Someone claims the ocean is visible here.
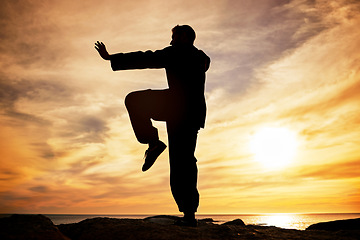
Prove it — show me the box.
[31,213,360,230]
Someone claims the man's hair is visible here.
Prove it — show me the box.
[172,25,196,44]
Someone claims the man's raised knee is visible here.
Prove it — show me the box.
[125,92,137,108]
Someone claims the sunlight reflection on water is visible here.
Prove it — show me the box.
[258,214,298,229]
[200,213,360,230]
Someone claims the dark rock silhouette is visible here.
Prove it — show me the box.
[0,214,69,240]
[1,214,360,240]
[306,218,360,231]
[222,218,245,226]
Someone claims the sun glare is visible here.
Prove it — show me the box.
[250,127,298,169]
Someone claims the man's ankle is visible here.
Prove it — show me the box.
[184,212,195,220]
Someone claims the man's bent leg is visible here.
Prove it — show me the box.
[125,89,170,171]
[125,89,169,144]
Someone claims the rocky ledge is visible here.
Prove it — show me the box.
[0,214,359,240]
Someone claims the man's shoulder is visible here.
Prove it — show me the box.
[163,45,206,54]
[156,46,172,52]
[159,45,209,62]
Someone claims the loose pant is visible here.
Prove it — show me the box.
[125,89,200,213]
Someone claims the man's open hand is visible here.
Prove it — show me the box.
[95,41,110,60]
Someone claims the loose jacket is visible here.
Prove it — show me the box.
[110,45,210,129]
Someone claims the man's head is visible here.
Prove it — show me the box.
[171,25,196,46]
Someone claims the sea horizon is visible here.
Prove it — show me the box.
[1,212,359,230]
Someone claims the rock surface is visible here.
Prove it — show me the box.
[0,214,69,240]
[221,218,245,226]
[306,218,360,231]
[1,214,360,240]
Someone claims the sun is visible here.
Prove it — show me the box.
[250,127,298,169]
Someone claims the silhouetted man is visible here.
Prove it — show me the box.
[95,25,210,226]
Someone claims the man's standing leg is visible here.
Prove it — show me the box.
[125,89,168,171]
[167,123,199,226]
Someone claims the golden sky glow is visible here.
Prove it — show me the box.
[1,0,360,214]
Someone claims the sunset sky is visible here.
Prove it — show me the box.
[1,0,360,215]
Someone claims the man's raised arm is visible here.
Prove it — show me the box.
[95,41,168,71]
